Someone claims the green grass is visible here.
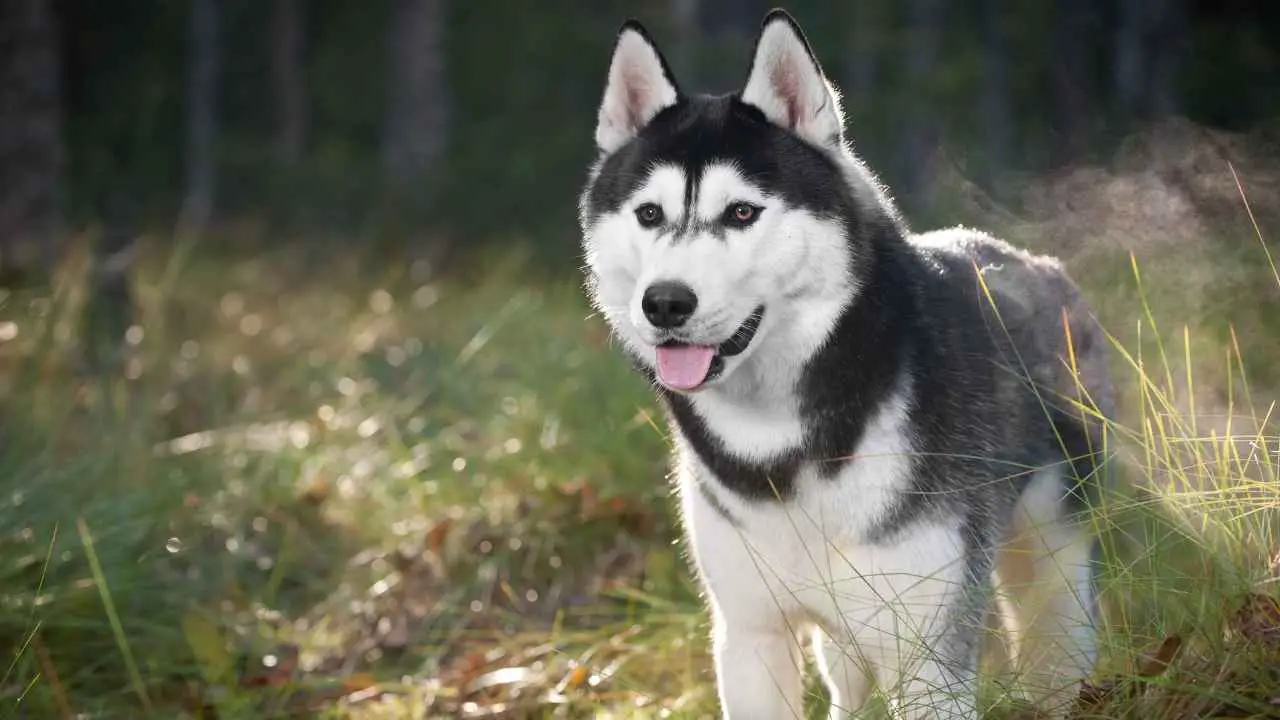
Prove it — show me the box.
[0,236,713,718]
[0,206,1277,719]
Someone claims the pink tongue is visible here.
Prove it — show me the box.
[655,345,716,390]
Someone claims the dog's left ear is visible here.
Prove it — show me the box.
[741,10,844,148]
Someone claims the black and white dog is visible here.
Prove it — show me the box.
[578,9,1114,719]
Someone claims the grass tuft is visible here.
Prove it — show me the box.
[77,516,153,713]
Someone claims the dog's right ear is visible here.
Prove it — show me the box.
[594,21,681,154]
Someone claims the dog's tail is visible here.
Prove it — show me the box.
[1051,405,1114,517]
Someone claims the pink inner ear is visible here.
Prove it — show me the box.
[769,61,802,130]
[625,81,647,127]
[621,67,654,129]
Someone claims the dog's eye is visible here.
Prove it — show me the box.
[723,203,761,228]
[635,203,664,228]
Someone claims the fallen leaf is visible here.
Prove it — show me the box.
[342,685,385,704]
[343,672,379,694]
[426,518,454,552]
[1229,593,1280,645]
[300,473,331,505]
[565,664,589,690]
[1076,679,1118,711]
[452,650,491,690]
[1137,635,1183,677]
[32,633,75,720]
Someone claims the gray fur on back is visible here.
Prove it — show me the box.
[912,227,1116,499]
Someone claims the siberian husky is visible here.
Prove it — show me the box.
[577,9,1115,719]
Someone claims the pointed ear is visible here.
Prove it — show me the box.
[741,10,844,147]
[594,21,681,154]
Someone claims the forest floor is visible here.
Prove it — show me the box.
[3,139,1280,718]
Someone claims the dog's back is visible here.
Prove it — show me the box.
[912,228,1115,492]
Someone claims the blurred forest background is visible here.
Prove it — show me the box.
[3,1,1280,718]
[3,0,1278,272]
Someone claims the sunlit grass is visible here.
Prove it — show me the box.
[1,234,697,716]
[0,190,1277,718]
[1047,172,1280,719]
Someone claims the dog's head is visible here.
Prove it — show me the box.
[579,10,891,395]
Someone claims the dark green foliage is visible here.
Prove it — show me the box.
[47,1,1280,261]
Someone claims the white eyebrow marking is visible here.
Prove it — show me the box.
[697,163,768,222]
[632,164,689,224]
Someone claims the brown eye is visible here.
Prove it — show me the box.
[724,202,761,228]
[635,203,664,228]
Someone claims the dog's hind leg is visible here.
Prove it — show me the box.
[993,468,1098,713]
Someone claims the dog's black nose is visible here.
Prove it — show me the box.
[641,281,698,328]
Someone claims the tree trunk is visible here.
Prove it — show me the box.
[847,2,880,106]
[696,0,762,91]
[698,0,765,42]
[1114,0,1146,122]
[900,0,943,216]
[1115,0,1186,124]
[1148,0,1186,118]
[81,190,138,373]
[271,0,307,166]
[0,0,62,276]
[668,0,699,87]
[180,0,219,236]
[1052,0,1096,166]
[977,0,1012,194]
[383,0,447,196]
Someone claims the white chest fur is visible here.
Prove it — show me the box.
[678,386,949,626]
[675,383,976,717]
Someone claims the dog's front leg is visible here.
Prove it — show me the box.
[699,535,806,718]
[711,609,806,719]
[679,464,807,718]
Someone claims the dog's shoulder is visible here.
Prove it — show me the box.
[908,226,1066,285]
[907,225,1115,418]
[906,226,1076,321]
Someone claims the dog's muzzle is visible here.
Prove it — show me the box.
[654,306,766,389]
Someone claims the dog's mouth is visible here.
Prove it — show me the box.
[653,306,765,391]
